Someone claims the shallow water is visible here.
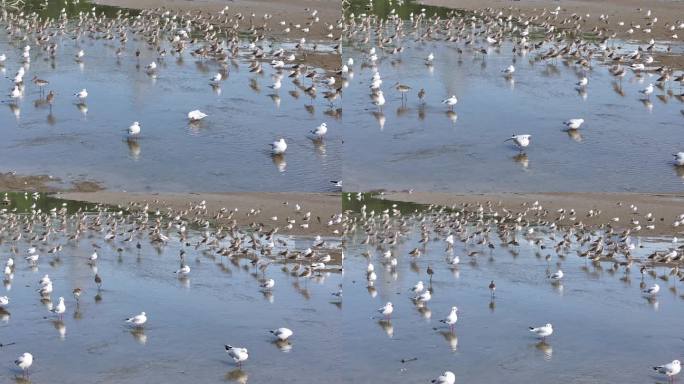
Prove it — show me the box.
[0,5,341,192]
[342,1,684,192]
[342,204,684,383]
[0,195,343,383]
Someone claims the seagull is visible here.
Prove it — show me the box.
[410,281,424,293]
[74,88,88,100]
[439,306,458,330]
[270,327,293,341]
[125,312,147,328]
[128,121,141,136]
[210,73,222,83]
[502,64,515,75]
[431,371,455,384]
[413,289,432,302]
[674,152,684,166]
[14,352,33,378]
[642,283,660,295]
[576,77,588,87]
[639,83,654,98]
[441,95,458,110]
[260,278,275,290]
[563,118,585,129]
[505,134,531,149]
[378,302,393,318]
[271,138,287,155]
[89,251,98,263]
[653,360,681,382]
[310,122,327,137]
[50,296,66,320]
[225,345,249,366]
[0,296,8,307]
[529,323,553,341]
[174,264,191,275]
[187,110,207,121]
[548,269,564,280]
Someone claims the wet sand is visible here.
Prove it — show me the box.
[381,191,684,236]
[58,191,343,240]
[420,0,684,68]
[0,172,104,193]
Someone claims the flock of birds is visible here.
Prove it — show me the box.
[0,0,342,176]
[342,192,684,383]
[1,192,344,379]
[340,2,684,166]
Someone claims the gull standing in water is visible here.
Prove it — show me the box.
[653,360,681,382]
[74,88,88,100]
[642,283,660,295]
[310,122,327,138]
[378,302,393,319]
[14,352,33,378]
[439,306,458,331]
[50,296,66,320]
[563,118,584,129]
[505,134,531,150]
[125,312,147,328]
[187,110,207,121]
[639,83,654,99]
[431,371,455,384]
[548,269,563,280]
[128,121,141,136]
[270,327,293,341]
[271,138,287,155]
[225,345,249,366]
[529,323,553,341]
[441,95,458,110]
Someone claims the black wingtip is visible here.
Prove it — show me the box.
[528,326,534,330]
[225,345,232,350]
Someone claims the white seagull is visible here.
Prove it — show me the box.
[653,360,681,381]
[439,306,458,329]
[270,327,293,341]
[673,152,684,166]
[431,371,455,384]
[310,122,328,137]
[441,95,458,109]
[225,345,249,366]
[563,118,585,129]
[50,296,66,319]
[378,302,393,318]
[529,323,553,340]
[271,138,287,155]
[642,283,660,295]
[188,110,207,121]
[174,264,191,275]
[75,88,88,100]
[14,352,33,378]
[125,311,147,327]
[128,121,141,136]
[260,278,275,290]
[505,134,531,149]
[549,269,564,280]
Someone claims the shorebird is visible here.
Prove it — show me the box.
[225,345,249,366]
[441,95,458,110]
[50,296,66,320]
[74,89,88,100]
[639,83,654,99]
[14,352,33,378]
[563,118,585,129]
[378,302,393,318]
[642,283,660,295]
[187,110,207,121]
[271,138,287,154]
[128,121,141,136]
[502,64,515,75]
[372,90,386,110]
[394,82,411,102]
[174,264,191,275]
[125,312,147,328]
[489,280,496,298]
[674,152,684,166]
[418,88,426,104]
[505,134,531,150]
[310,122,327,137]
[410,281,424,293]
[653,360,681,383]
[439,306,458,330]
[413,289,432,302]
[270,327,293,341]
[260,278,275,290]
[0,296,8,307]
[431,371,455,384]
[72,288,82,303]
[32,76,49,95]
[548,269,564,280]
[576,77,588,87]
[529,323,553,341]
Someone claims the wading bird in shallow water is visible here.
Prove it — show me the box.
[225,345,249,367]
[653,360,680,383]
[529,323,553,342]
[14,352,33,379]
[431,371,455,384]
[505,134,531,150]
